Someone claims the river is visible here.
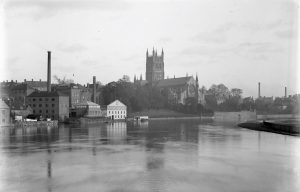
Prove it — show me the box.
[0,119,299,192]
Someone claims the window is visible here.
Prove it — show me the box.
[46,110,48,113]
[52,98,55,101]
[33,104,36,107]
[45,104,48,107]
[52,110,55,114]
[39,98,42,101]
[33,110,35,113]
[39,104,42,107]
[39,110,42,113]
[33,98,36,101]
[45,98,49,101]
[52,104,55,107]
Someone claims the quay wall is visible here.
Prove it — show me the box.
[14,121,58,128]
[214,111,257,123]
[257,114,300,120]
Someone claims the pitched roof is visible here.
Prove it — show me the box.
[156,76,193,88]
[74,101,100,106]
[108,100,126,107]
[0,100,9,109]
[11,83,34,90]
[25,81,47,88]
[27,91,68,97]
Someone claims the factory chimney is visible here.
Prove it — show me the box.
[47,51,51,92]
[258,82,261,98]
[93,76,96,103]
[285,87,287,98]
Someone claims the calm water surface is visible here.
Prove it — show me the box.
[0,119,299,192]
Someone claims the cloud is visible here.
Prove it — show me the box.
[191,23,236,44]
[274,30,296,39]
[5,0,131,10]
[4,0,132,20]
[57,43,87,53]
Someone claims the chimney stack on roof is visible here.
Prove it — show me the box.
[47,51,51,92]
[285,87,287,98]
[258,82,261,98]
[93,76,96,103]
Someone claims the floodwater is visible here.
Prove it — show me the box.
[0,119,299,192]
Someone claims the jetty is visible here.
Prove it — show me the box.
[238,120,300,136]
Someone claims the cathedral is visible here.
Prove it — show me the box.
[134,48,204,105]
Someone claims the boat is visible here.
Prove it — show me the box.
[134,116,149,122]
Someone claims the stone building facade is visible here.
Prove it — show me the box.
[146,48,164,84]
[107,100,127,120]
[0,100,10,126]
[53,83,91,109]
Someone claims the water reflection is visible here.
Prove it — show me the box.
[0,119,299,192]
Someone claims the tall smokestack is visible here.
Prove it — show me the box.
[285,87,287,98]
[258,82,261,98]
[47,51,51,92]
[93,76,96,103]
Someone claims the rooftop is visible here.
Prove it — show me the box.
[27,91,68,97]
[156,76,193,88]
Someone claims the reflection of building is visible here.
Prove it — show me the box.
[0,100,10,126]
[106,122,127,144]
[72,101,102,117]
[26,91,69,121]
[107,100,127,120]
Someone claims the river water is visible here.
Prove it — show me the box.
[0,119,299,192]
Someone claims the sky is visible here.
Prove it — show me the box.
[0,0,299,97]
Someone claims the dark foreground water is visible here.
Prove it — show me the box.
[0,119,299,192]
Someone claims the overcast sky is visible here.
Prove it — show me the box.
[0,0,299,97]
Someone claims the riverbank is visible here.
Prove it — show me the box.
[128,109,212,118]
[238,120,300,136]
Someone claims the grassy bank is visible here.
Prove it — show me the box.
[128,109,204,118]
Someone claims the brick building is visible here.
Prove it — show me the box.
[53,83,91,108]
[26,91,69,121]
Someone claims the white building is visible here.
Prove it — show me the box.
[0,100,10,126]
[107,100,127,120]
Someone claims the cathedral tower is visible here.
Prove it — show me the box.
[146,47,164,83]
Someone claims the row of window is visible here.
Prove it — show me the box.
[107,110,126,115]
[110,115,126,119]
[29,98,55,102]
[33,109,55,114]
[29,104,55,108]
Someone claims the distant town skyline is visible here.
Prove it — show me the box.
[1,0,299,97]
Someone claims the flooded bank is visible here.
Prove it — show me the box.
[0,119,299,192]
